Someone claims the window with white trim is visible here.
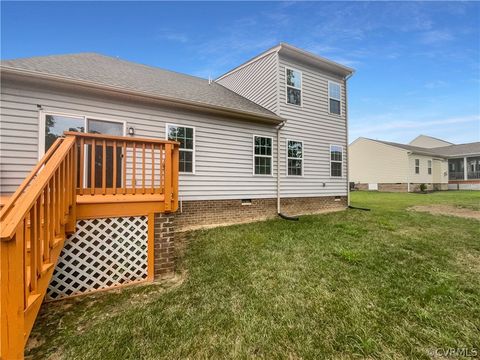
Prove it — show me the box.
[287,140,303,176]
[328,81,341,115]
[415,159,420,174]
[167,124,194,173]
[286,68,302,106]
[254,136,272,175]
[428,160,432,175]
[330,145,343,177]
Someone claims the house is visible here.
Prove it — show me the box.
[0,43,354,357]
[349,135,480,191]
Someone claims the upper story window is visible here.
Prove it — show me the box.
[330,145,343,177]
[428,160,432,175]
[286,68,302,106]
[415,159,420,174]
[287,140,303,176]
[167,124,194,173]
[328,81,341,115]
[254,136,272,175]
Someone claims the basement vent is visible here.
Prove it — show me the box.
[46,216,148,301]
[241,199,252,206]
[334,196,341,201]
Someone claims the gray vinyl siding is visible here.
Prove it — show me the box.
[1,53,349,200]
[216,52,278,113]
[277,55,348,197]
[0,78,277,200]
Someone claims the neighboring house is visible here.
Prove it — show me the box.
[349,135,480,191]
[0,43,354,231]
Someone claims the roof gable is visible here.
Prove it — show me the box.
[409,135,453,148]
[216,42,354,81]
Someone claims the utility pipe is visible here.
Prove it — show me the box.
[276,120,286,214]
[344,72,354,206]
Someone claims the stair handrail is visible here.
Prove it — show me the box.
[0,135,77,241]
[0,137,63,220]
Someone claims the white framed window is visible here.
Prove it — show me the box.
[253,135,273,175]
[328,81,341,115]
[286,67,302,106]
[166,124,195,174]
[428,160,432,175]
[287,139,303,176]
[415,159,420,174]
[330,145,343,177]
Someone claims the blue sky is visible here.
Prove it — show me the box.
[2,1,479,144]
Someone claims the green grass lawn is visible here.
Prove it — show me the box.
[27,191,480,359]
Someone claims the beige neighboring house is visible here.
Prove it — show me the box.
[349,135,480,192]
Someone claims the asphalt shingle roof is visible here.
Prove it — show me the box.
[428,142,480,157]
[1,53,282,121]
[369,139,480,158]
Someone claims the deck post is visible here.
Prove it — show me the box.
[0,224,26,360]
[164,144,172,212]
[171,145,179,212]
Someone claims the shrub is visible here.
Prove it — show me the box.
[419,183,427,192]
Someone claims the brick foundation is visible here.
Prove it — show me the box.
[354,183,448,192]
[175,196,347,232]
[153,213,176,279]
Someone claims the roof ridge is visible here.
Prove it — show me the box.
[0,52,101,62]
[92,53,214,83]
[2,52,213,83]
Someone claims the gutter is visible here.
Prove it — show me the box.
[0,66,285,125]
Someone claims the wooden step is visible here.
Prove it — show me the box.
[41,263,54,276]
[25,234,65,253]
[50,236,64,249]
[26,293,41,309]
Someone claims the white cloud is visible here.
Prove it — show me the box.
[419,30,454,45]
[155,30,189,43]
[424,80,448,89]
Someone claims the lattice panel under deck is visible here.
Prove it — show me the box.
[46,216,148,301]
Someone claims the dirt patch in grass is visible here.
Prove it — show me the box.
[409,205,480,220]
[456,251,480,274]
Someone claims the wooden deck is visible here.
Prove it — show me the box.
[0,132,179,359]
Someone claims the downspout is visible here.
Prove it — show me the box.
[406,151,411,192]
[276,120,299,221]
[344,72,354,206]
[276,120,287,214]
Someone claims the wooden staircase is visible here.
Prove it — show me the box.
[0,136,77,359]
[0,132,179,359]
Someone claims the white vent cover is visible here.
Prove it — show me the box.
[46,216,148,301]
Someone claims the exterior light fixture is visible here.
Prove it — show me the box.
[128,127,135,136]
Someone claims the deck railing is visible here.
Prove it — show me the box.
[68,132,179,209]
[0,132,179,359]
[448,171,465,180]
[467,171,480,180]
